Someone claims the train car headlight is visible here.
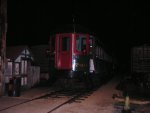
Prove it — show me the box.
[89,59,95,73]
[72,59,76,71]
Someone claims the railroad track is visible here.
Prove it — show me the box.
[0,88,94,112]
[46,88,93,113]
[0,89,64,112]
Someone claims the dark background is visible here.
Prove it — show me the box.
[7,0,150,72]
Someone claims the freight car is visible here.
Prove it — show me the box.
[47,24,115,88]
[131,44,150,89]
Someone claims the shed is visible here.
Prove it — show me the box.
[5,45,40,89]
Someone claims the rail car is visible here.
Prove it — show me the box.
[47,25,115,88]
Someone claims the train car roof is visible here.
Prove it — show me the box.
[50,24,94,35]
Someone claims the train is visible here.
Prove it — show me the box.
[131,44,150,89]
[116,44,150,96]
[47,24,116,88]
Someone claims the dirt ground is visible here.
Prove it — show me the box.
[52,77,122,113]
[1,75,149,113]
[51,76,150,113]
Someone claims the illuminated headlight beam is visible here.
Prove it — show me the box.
[72,59,76,71]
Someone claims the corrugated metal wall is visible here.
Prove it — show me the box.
[131,45,150,73]
[0,0,7,95]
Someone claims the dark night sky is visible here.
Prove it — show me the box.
[7,0,150,70]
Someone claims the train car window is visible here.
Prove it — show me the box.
[62,37,70,51]
[76,36,86,52]
[90,38,93,48]
[89,37,94,54]
[76,38,80,51]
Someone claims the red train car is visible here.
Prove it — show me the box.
[49,32,91,78]
[47,25,115,88]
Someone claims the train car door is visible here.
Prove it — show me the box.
[56,34,72,69]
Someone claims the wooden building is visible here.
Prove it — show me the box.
[5,46,40,89]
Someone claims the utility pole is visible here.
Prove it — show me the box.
[72,14,76,33]
[0,0,7,96]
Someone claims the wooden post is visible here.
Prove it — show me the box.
[0,0,7,96]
